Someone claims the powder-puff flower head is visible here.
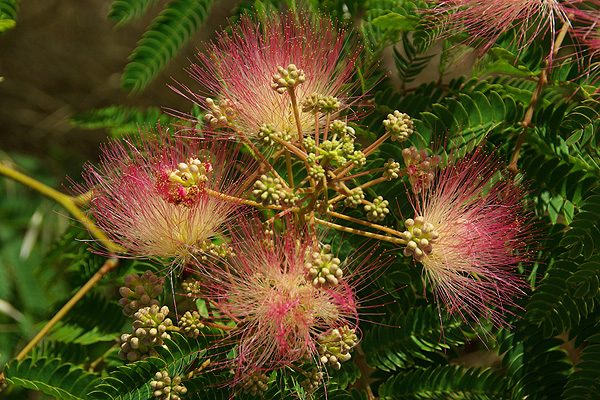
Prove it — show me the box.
[400,147,533,329]
[425,0,600,59]
[175,12,364,137]
[193,219,365,383]
[77,127,250,266]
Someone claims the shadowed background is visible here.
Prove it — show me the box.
[0,0,240,179]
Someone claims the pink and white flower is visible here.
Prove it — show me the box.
[425,0,600,58]
[76,127,250,265]
[193,220,364,378]
[401,147,533,328]
[175,12,365,137]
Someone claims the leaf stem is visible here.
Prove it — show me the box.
[362,132,391,157]
[0,257,120,385]
[288,87,306,152]
[203,188,282,210]
[327,210,404,238]
[0,162,121,254]
[314,217,407,245]
[507,20,571,174]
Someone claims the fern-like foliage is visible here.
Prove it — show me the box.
[525,258,599,338]
[378,365,510,399]
[90,331,213,400]
[360,0,422,57]
[70,105,171,136]
[42,321,118,346]
[392,30,434,88]
[121,0,215,93]
[519,152,597,225]
[362,305,467,371]
[4,357,103,400]
[499,323,572,400]
[560,191,600,259]
[0,0,18,33]
[108,0,158,27]
[561,104,600,149]
[563,321,600,400]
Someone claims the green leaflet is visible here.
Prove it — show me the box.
[362,305,467,372]
[525,258,598,338]
[560,193,600,259]
[0,0,19,34]
[120,0,215,93]
[371,12,418,31]
[393,34,435,85]
[499,324,572,400]
[4,357,103,400]
[108,0,159,27]
[70,105,171,136]
[89,332,213,400]
[563,323,600,400]
[379,365,510,399]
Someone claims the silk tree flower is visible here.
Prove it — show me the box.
[194,220,365,380]
[401,147,533,328]
[76,127,250,265]
[174,12,364,137]
[425,0,600,58]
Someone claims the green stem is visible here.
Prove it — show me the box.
[288,87,305,152]
[286,151,294,188]
[0,257,120,384]
[358,176,389,191]
[327,210,404,238]
[204,188,282,210]
[323,113,332,142]
[314,217,407,246]
[0,162,121,254]
[363,132,391,157]
[507,19,570,174]
[237,133,288,188]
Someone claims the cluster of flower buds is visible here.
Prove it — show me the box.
[344,187,365,208]
[195,238,234,260]
[402,216,439,261]
[314,199,334,215]
[156,158,212,206]
[150,370,187,400]
[383,110,414,142]
[300,367,323,392]
[204,97,235,127]
[252,174,287,206]
[402,146,442,193]
[119,305,174,361]
[257,123,291,148]
[301,93,341,114]
[304,244,343,288]
[317,326,358,370]
[382,159,401,180]
[240,372,270,396]
[304,120,365,169]
[308,162,326,180]
[179,310,204,338]
[330,120,354,137]
[182,280,202,296]
[272,64,306,93]
[118,271,164,316]
[364,196,390,222]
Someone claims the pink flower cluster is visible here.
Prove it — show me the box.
[175,12,364,136]
[76,9,541,394]
[76,128,249,265]
[426,0,600,59]
[402,147,533,328]
[191,220,362,379]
